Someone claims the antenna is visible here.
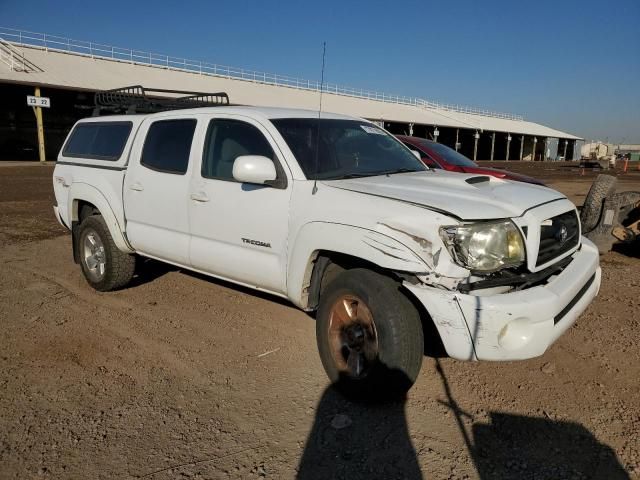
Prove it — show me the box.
[312,42,326,195]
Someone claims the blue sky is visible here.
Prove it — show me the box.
[2,0,638,142]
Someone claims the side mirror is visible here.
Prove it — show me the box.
[232,155,277,185]
[411,149,422,160]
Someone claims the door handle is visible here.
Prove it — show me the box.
[130,182,144,192]
[190,192,210,203]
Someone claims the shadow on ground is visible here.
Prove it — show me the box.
[471,412,629,479]
[128,257,178,287]
[296,361,629,480]
[296,383,422,480]
[612,240,640,258]
[126,257,297,308]
[435,359,629,480]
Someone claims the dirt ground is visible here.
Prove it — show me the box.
[1,162,639,480]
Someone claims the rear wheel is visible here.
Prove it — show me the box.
[77,215,135,291]
[316,268,424,400]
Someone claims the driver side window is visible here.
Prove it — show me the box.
[202,119,276,181]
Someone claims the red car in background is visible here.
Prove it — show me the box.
[396,135,544,186]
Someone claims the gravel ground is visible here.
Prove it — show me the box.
[0,163,638,479]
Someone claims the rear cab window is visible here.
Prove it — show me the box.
[63,122,133,161]
[141,119,197,175]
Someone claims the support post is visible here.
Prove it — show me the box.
[473,131,479,161]
[455,129,459,151]
[433,126,439,143]
[563,140,568,160]
[533,137,538,161]
[520,135,524,161]
[544,138,549,161]
[506,134,511,161]
[490,132,495,160]
[33,87,46,163]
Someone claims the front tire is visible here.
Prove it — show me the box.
[77,215,135,292]
[316,268,424,400]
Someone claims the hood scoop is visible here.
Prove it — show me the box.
[465,175,491,185]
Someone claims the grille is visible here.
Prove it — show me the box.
[536,210,580,266]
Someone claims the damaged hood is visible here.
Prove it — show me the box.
[323,170,566,220]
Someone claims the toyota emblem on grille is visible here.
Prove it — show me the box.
[556,224,569,245]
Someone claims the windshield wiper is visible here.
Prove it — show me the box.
[322,172,381,180]
[336,172,380,179]
[373,168,424,176]
[325,168,425,180]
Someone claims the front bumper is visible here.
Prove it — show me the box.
[405,237,601,361]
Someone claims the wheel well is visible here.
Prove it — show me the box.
[400,285,447,357]
[307,251,446,357]
[71,200,100,264]
[307,251,390,311]
[76,200,100,222]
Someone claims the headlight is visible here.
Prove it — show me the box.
[439,220,525,272]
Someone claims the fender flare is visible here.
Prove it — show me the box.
[67,183,134,253]
[287,222,427,308]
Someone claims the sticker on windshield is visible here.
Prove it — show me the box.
[361,125,386,135]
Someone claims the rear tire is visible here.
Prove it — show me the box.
[580,174,617,233]
[77,215,135,292]
[316,268,424,401]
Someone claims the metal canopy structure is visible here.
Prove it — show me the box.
[0,27,585,161]
[0,27,582,141]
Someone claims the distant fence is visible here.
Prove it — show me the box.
[0,26,524,121]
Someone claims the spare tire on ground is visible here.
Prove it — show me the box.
[580,174,618,233]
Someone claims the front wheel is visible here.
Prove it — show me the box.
[77,215,136,292]
[316,268,424,400]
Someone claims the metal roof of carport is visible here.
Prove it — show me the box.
[0,42,582,140]
[445,110,582,139]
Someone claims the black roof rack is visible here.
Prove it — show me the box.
[93,85,230,115]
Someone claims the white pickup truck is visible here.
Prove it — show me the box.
[53,105,601,398]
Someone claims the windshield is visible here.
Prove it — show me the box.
[420,140,477,167]
[272,119,426,180]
